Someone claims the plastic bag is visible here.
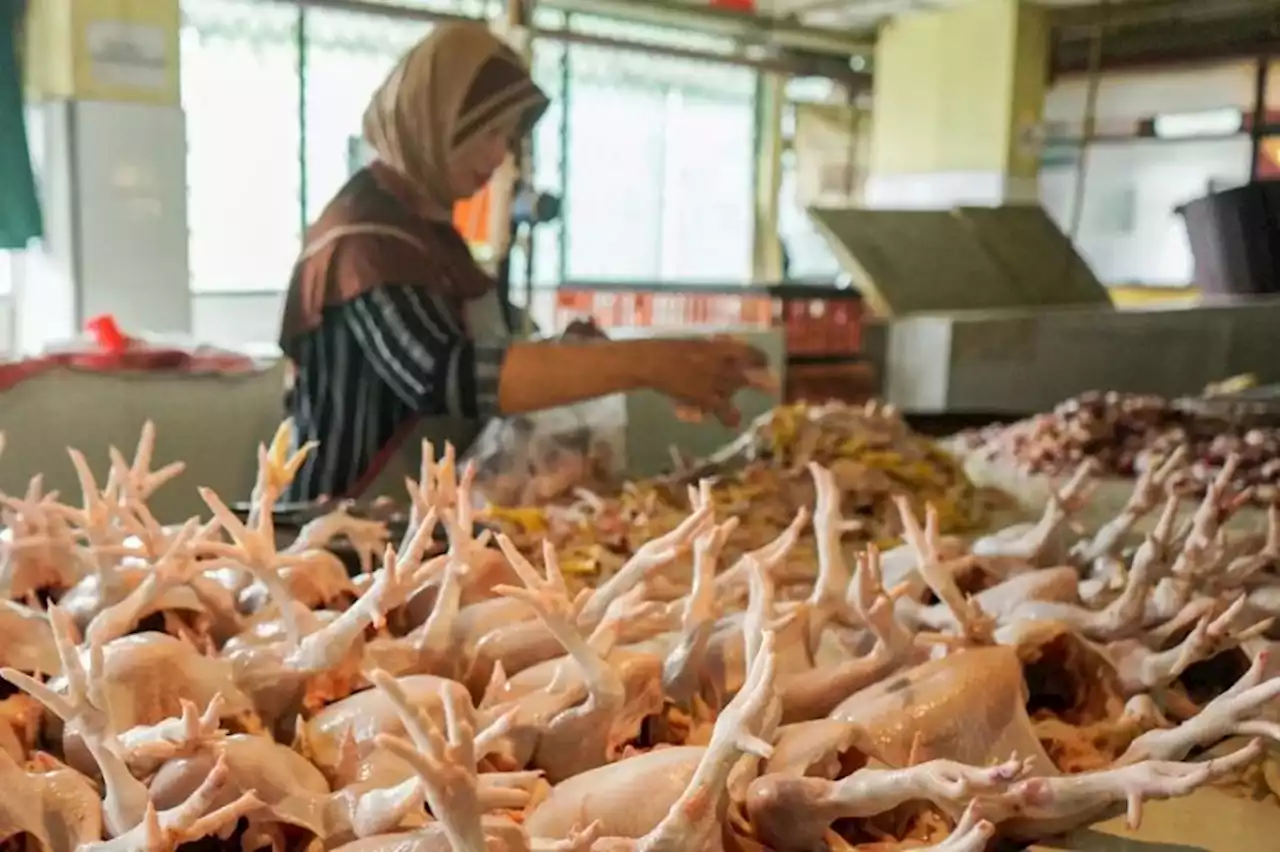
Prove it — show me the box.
[0,315,260,392]
[39,314,259,373]
[464,395,628,507]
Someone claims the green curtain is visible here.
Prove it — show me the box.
[0,0,41,249]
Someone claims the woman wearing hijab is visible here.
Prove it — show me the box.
[277,22,768,502]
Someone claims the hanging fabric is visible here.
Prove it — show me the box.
[0,0,42,249]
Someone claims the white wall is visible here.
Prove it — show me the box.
[1039,137,1253,286]
[1044,61,1274,136]
[1038,59,1276,287]
[191,292,285,348]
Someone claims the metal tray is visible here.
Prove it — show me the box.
[1172,386,1280,427]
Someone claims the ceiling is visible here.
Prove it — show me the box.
[1046,0,1280,75]
[784,0,1202,33]
[544,0,1275,82]
[767,0,1280,75]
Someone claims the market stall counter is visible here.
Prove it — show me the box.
[0,327,784,521]
[0,353,285,520]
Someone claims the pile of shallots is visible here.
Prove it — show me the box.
[0,421,1279,852]
[958,390,1280,502]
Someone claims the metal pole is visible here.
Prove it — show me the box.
[510,0,535,335]
[296,3,309,238]
[750,71,784,283]
[482,0,526,282]
[556,14,571,283]
[1066,2,1105,241]
[1249,55,1269,183]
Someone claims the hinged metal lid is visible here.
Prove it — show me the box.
[807,204,1112,317]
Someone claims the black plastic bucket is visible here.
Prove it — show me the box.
[1180,181,1280,297]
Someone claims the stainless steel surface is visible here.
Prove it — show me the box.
[882,299,1280,415]
[614,327,786,477]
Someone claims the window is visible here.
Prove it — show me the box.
[658,85,754,282]
[561,32,756,283]
[778,147,841,281]
[180,1,758,293]
[301,8,431,223]
[563,46,667,280]
[526,8,567,287]
[182,0,302,293]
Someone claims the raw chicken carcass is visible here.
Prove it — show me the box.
[0,412,1276,852]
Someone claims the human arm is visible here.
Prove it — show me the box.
[345,285,768,423]
[495,338,652,413]
[497,334,769,425]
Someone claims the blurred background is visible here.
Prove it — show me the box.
[2,0,1276,355]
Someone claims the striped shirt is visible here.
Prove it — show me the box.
[283,285,508,502]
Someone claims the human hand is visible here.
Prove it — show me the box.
[646,336,773,427]
[561,317,608,341]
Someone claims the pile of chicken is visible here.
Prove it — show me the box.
[2,423,1280,852]
[957,390,1280,503]
[488,401,999,579]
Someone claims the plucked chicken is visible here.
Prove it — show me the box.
[0,412,1277,852]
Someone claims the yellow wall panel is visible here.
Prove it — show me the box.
[870,0,1048,178]
[870,11,943,174]
[25,0,179,105]
[22,0,77,99]
[1005,0,1049,179]
[937,0,1013,173]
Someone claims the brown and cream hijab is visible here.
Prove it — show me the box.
[278,22,548,349]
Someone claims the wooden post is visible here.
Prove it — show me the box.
[752,72,785,283]
[1249,56,1270,183]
